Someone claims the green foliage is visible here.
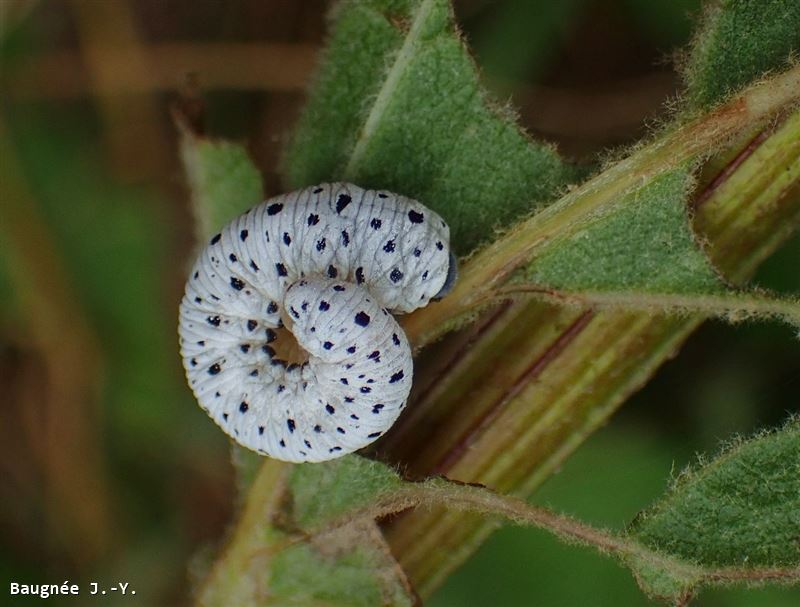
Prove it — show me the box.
[289,455,404,529]
[284,0,575,254]
[178,125,264,237]
[684,0,800,108]
[527,168,723,293]
[270,543,413,607]
[178,1,800,605]
[631,419,800,568]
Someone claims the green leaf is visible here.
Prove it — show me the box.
[630,418,800,569]
[684,0,800,109]
[270,533,414,607]
[177,120,263,238]
[526,168,722,293]
[283,0,576,254]
[289,455,404,529]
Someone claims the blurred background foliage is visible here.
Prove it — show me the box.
[0,1,797,606]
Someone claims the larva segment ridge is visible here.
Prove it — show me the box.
[178,183,452,462]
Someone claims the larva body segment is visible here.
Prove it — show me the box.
[178,183,451,462]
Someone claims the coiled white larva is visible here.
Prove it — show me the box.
[178,183,455,463]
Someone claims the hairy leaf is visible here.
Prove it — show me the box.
[283,0,576,254]
[270,528,414,607]
[630,419,800,568]
[177,120,263,240]
[289,456,404,529]
[526,168,722,293]
[684,0,800,108]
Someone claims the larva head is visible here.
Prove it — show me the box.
[375,198,453,314]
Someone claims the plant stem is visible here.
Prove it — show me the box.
[384,105,800,596]
[401,65,800,348]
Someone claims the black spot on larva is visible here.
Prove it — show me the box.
[319,300,330,311]
[279,439,286,447]
[222,413,228,421]
[313,187,323,194]
[368,431,382,438]
[230,276,245,291]
[261,345,276,358]
[301,301,309,311]
[208,363,221,375]
[314,425,322,433]
[197,340,205,346]
[334,284,346,292]
[310,327,316,333]
[265,329,276,343]
[370,218,382,230]
[267,301,278,314]
[413,248,422,257]
[283,232,291,245]
[278,384,286,394]
[207,315,221,327]
[326,404,335,414]
[267,203,283,215]
[194,296,202,303]
[215,391,221,398]
[337,427,345,434]
[336,193,352,213]
[240,229,248,241]
[210,233,221,245]
[323,341,334,350]
[355,267,365,284]
[341,230,350,246]
[378,192,388,199]
[436,241,444,250]
[265,232,270,242]
[229,253,238,262]
[340,378,349,385]
[327,265,338,278]
[372,404,384,414]
[408,209,424,223]
[354,311,370,327]
[383,239,396,253]
[392,333,400,346]
[250,260,259,272]
[344,396,354,403]
[258,426,264,435]
[211,294,220,301]
[190,358,197,367]
[350,414,359,420]
[304,439,312,449]
[240,344,250,353]
[239,401,249,413]
[308,213,319,226]
[193,271,199,279]
[246,319,257,331]
[250,369,259,377]
[422,271,429,280]
[316,238,326,252]
[289,306,299,319]
[275,263,288,277]
[330,446,342,453]
[347,345,356,354]
[360,387,372,394]
[390,268,403,283]
[389,370,405,383]
[368,350,380,361]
